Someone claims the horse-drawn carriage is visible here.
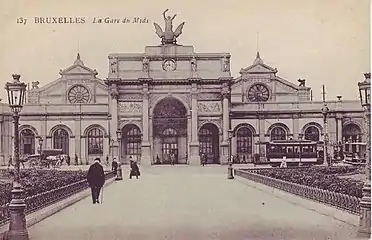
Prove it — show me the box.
[26,149,65,168]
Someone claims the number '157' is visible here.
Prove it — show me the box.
[16,17,27,25]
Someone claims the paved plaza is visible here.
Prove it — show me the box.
[28,166,363,240]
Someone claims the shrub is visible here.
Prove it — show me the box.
[255,167,364,198]
[0,169,88,206]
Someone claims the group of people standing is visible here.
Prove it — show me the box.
[87,155,141,204]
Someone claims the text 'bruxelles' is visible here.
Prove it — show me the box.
[21,17,149,25]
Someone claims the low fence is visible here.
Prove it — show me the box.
[235,168,361,215]
[0,171,115,226]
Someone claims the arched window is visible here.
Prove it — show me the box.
[20,129,35,155]
[343,124,362,143]
[87,128,104,155]
[304,126,320,141]
[53,129,69,154]
[199,124,220,164]
[270,127,286,141]
[123,125,142,157]
[343,124,362,153]
[236,127,253,155]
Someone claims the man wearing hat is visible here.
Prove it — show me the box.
[87,157,105,204]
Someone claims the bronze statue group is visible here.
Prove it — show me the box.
[86,156,140,204]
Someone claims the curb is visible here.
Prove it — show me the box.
[234,175,360,227]
[0,177,116,238]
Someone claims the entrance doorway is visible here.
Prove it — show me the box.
[199,123,220,164]
[152,97,187,164]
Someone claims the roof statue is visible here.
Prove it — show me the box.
[153,9,185,45]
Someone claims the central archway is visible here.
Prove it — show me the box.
[152,97,188,164]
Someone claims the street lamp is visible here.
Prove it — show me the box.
[322,104,330,166]
[115,129,123,181]
[37,136,43,168]
[227,129,234,179]
[357,72,371,237]
[38,136,43,154]
[298,133,303,167]
[5,74,28,240]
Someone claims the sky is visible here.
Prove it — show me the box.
[0,0,370,102]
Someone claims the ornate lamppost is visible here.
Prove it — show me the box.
[115,129,123,181]
[298,133,303,167]
[322,104,330,166]
[357,72,371,237]
[227,129,234,179]
[5,74,29,240]
[37,136,43,162]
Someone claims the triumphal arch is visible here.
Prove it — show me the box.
[106,10,232,165]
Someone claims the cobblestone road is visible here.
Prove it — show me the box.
[28,166,363,240]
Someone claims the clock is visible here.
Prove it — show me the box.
[247,83,270,102]
[162,59,176,71]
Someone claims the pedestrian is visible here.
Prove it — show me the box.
[8,155,12,167]
[155,154,161,165]
[112,158,118,176]
[66,155,71,166]
[201,154,206,166]
[129,159,140,179]
[87,157,105,204]
[75,154,79,165]
[106,155,109,166]
[170,152,175,165]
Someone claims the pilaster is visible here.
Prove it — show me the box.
[220,82,230,164]
[109,84,119,162]
[189,78,200,165]
[140,78,152,166]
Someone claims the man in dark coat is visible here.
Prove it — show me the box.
[87,158,105,204]
[129,160,140,179]
[66,155,71,166]
[111,158,118,176]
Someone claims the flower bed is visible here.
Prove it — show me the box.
[252,166,364,198]
[0,169,88,206]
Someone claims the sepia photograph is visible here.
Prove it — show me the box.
[0,0,370,239]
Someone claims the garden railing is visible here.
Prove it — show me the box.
[0,171,115,226]
[235,168,360,215]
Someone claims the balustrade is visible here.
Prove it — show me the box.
[0,171,115,226]
[235,169,360,214]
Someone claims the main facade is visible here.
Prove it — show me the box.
[0,15,367,166]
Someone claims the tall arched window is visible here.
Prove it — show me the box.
[343,124,362,143]
[199,123,220,164]
[270,127,286,141]
[20,129,35,155]
[343,124,362,153]
[53,129,69,154]
[123,125,142,157]
[87,128,104,155]
[236,127,253,155]
[304,126,320,141]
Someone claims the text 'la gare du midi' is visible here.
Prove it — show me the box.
[33,16,149,24]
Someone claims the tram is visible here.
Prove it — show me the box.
[261,140,323,167]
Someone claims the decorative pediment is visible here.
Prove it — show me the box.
[239,52,277,75]
[59,53,98,77]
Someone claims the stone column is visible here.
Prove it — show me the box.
[109,84,119,162]
[258,114,266,162]
[293,114,299,138]
[220,83,230,164]
[187,114,191,164]
[141,80,151,166]
[189,80,200,165]
[336,114,343,143]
